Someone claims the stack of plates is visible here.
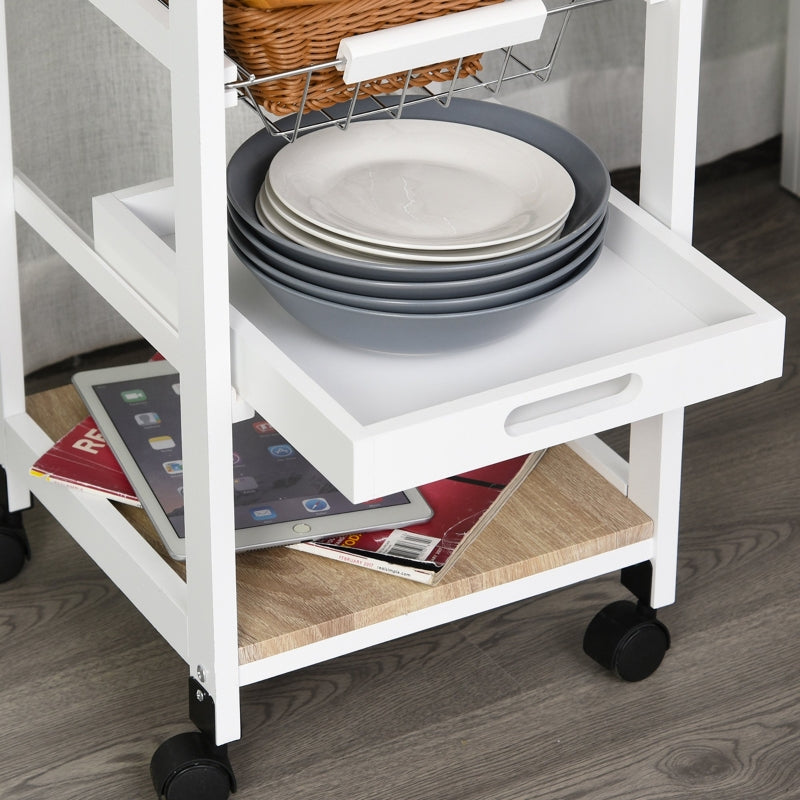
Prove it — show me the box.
[227,99,611,354]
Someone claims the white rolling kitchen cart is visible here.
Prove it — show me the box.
[0,1,786,797]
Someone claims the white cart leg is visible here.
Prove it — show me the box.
[633,0,698,607]
[0,0,30,515]
[169,0,241,747]
[581,410,683,681]
[627,408,685,609]
[640,0,704,240]
[0,0,32,585]
[781,0,800,195]
[150,2,241,797]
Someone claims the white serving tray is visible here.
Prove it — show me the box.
[91,180,785,501]
[93,178,177,323]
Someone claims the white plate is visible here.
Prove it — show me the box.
[266,119,576,251]
[255,191,400,264]
[257,181,566,264]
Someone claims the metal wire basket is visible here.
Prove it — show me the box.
[221,0,503,115]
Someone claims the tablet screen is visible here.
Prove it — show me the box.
[89,370,413,540]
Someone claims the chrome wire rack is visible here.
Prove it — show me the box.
[157,0,622,141]
[228,0,620,141]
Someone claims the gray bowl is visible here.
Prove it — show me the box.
[230,212,606,314]
[227,98,610,283]
[228,203,607,300]
[230,235,603,353]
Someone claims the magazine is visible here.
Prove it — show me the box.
[30,415,140,506]
[289,449,546,585]
[29,352,163,506]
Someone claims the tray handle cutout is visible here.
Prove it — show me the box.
[505,374,642,437]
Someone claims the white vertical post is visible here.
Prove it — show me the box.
[781,0,800,196]
[169,0,240,744]
[0,0,30,512]
[639,0,704,241]
[628,409,684,608]
[630,0,703,608]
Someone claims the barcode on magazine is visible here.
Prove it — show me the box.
[377,530,439,562]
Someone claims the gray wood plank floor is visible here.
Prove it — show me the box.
[2,140,799,799]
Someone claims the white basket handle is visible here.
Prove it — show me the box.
[336,0,548,85]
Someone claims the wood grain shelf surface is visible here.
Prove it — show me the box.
[27,385,653,666]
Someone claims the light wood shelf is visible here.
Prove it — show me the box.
[27,385,652,666]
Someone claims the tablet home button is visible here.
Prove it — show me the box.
[292,523,312,534]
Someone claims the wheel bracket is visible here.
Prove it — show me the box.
[620,560,654,607]
[189,677,216,741]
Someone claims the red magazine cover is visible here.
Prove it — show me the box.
[30,415,140,506]
[289,450,546,585]
[29,352,165,505]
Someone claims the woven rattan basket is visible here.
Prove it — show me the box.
[221,0,504,116]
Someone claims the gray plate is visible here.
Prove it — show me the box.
[230,235,603,354]
[230,212,606,314]
[227,98,610,283]
[228,202,606,300]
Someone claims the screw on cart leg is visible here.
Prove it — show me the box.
[582,561,671,682]
[149,679,237,800]
[0,466,30,583]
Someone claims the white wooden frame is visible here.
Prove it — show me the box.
[0,0,784,749]
[781,0,800,196]
[632,0,703,610]
[168,0,241,743]
[0,0,27,514]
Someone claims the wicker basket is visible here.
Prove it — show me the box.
[222,0,504,116]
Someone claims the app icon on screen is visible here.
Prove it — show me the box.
[302,497,330,513]
[135,412,161,426]
[121,389,146,404]
[250,506,277,522]
[268,444,294,458]
[234,475,258,494]
[163,460,183,475]
[149,435,175,450]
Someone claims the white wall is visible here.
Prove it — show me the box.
[493,0,788,170]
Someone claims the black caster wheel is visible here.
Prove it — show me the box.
[583,599,670,682]
[151,732,237,800]
[0,524,30,583]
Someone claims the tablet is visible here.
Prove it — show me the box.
[72,360,432,560]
